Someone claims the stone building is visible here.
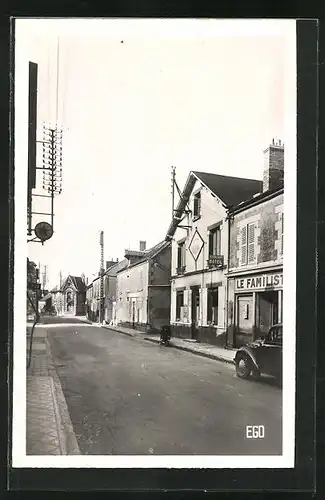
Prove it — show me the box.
[165,170,262,345]
[60,275,87,316]
[116,241,171,333]
[226,140,284,347]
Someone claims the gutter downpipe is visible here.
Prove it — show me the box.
[225,207,231,347]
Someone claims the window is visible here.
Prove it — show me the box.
[193,192,201,218]
[209,226,221,256]
[207,287,218,325]
[176,291,184,321]
[177,242,186,271]
[240,222,255,265]
[280,213,284,255]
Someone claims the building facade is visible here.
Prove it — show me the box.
[86,259,128,323]
[226,140,284,347]
[116,241,171,333]
[26,258,40,319]
[60,275,87,316]
[51,286,64,315]
[166,170,263,346]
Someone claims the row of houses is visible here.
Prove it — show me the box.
[49,139,284,348]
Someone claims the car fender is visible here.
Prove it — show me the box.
[234,347,259,372]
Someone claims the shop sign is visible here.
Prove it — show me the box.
[235,272,283,291]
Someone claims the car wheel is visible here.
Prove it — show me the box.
[235,355,252,379]
[251,367,261,380]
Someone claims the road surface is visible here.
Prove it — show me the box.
[46,317,282,455]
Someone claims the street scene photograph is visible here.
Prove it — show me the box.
[13,18,297,468]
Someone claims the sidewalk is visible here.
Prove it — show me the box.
[26,324,80,455]
[102,324,236,364]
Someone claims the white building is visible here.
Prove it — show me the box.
[165,170,262,346]
[116,241,171,333]
[86,259,128,323]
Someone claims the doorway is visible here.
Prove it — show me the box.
[191,287,200,340]
[235,294,253,347]
[257,290,279,335]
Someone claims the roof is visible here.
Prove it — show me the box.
[62,275,86,292]
[105,258,129,276]
[193,171,263,207]
[229,186,283,214]
[118,240,170,272]
[86,259,130,288]
[166,170,262,240]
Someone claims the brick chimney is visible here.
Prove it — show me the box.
[106,259,118,270]
[263,139,284,192]
[139,241,146,251]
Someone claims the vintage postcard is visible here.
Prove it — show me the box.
[12,18,297,468]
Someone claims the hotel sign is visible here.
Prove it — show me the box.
[235,272,283,292]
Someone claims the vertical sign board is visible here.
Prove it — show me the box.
[27,62,38,233]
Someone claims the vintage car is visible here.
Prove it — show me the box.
[234,324,282,380]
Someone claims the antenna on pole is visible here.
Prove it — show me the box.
[99,230,104,324]
[171,166,176,218]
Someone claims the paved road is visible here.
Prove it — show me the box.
[47,317,282,455]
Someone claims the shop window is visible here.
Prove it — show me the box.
[193,192,201,218]
[240,222,256,265]
[207,287,219,325]
[176,290,184,321]
[209,226,221,256]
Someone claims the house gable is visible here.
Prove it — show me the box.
[166,171,262,241]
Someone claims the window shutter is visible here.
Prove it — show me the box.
[241,226,247,265]
[247,223,255,263]
[280,213,284,255]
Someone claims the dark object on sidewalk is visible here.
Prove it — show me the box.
[160,325,171,346]
[234,324,283,381]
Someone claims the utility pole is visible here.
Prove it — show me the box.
[171,166,176,218]
[42,124,63,233]
[99,230,104,324]
[42,265,48,292]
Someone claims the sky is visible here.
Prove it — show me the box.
[15,19,293,289]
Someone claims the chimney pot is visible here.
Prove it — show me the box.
[139,240,146,251]
[262,140,284,193]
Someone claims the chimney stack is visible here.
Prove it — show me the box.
[263,139,284,193]
[139,241,146,251]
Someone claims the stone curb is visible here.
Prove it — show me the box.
[45,338,81,455]
[101,325,137,338]
[144,336,235,365]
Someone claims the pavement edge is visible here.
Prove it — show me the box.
[46,338,81,455]
[144,337,235,365]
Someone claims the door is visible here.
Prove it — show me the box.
[236,295,253,347]
[258,291,279,335]
[191,287,200,340]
